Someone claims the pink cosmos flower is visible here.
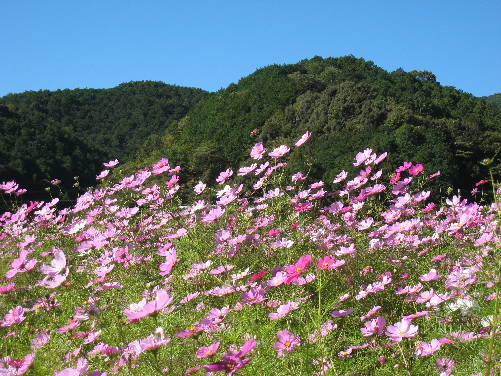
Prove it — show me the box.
[274,330,300,357]
[268,301,300,320]
[419,268,442,282]
[1,306,25,327]
[193,181,206,194]
[202,338,256,375]
[385,319,418,342]
[374,152,388,164]
[55,357,88,376]
[0,180,19,194]
[294,131,311,147]
[414,339,441,356]
[361,316,386,337]
[396,161,412,172]
[124,328,170,360]
[31,330,51,349]
[40,248,66,275]
[152,158,170,175]
[96,170,110,180]
[124,289,173,323]
[284,254,312,284]
[267,271,287,287]
[250,143,266,160]
[353,148,375,166]
[435,358,454,376]
[159,261,175,277]
[103,159,119,168]
[427,170,441,179]
[409,164,424,176]
[360,305,382,321]
[335,244,356,257]
[0,352,35,375]
[0,283,15,294]
[216,169,233,185]
[202,206,225,223]
[38,267,69,289]
[330,308,353,318]
[333,170,348,183]
[6,249,37,279]
[88,342,120,357]
[237,164,257,176]
[268,145,290,159]
[248,270,268,281]
[196,342,220,358]
[316,256,335,270]
[241,286,266,305]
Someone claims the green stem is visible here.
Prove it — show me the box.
[397,343,411,376]
[484,169,500,376]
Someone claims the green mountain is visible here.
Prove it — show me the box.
[0,82,208,203]
[125,56,501,197]
[1,57,500,207]
[483,93,501,108]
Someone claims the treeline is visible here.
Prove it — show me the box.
[1,57,500,208]
[123,56,501,200]
[483,93,501,108]
[0,82,208,204]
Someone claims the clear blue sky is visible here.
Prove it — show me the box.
[1,1,500,97]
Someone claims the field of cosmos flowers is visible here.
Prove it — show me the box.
[0,131,499,375]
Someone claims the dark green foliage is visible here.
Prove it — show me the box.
[129,56,501,196]
[482,92,501,108]
[2,57,500,207]
[0,82,208,204]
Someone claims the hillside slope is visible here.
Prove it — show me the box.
[483,93,501,108]
[125,56,501,197]
[0,81,208,203]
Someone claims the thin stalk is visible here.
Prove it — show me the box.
[484,169,500,376]
[397,343,411,376]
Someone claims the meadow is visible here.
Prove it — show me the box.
[0,132,499,375]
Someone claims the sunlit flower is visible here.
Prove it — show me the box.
[274,330,300,357]
[385,319,418,342]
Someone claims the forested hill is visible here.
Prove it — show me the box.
[483,93,501,108]
[0,82,208,203]
[123,56,500,198]
[1,57,500,207]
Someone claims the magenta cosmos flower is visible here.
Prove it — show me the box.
[124,289,173,323]
[385,319,418,342]
[250,143,266,160]
[284,254,312,284]
[268,145,290,159]
[294,131,311,147]
[1,306,25,327]
[103,159,119,168]
[360,316,386,337]
[216,169,233,185]
[199,338,256,375]
[0,352,35,375]
[202,206,225,224]
[196,342,220,358]
[409,164,424,175]
[5,249,37,279]
[274,329,300,357]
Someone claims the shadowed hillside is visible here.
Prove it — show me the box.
[0,82,208,204]
[124,56,501,199]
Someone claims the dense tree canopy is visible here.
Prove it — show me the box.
[1,57,500,208]
[125,56,501,200]
[482,93,501,108]
[0,82,208,204]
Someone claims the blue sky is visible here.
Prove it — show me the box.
[1,1,500,97]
